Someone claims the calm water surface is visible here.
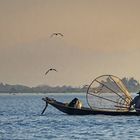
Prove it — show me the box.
[0,93,140,140]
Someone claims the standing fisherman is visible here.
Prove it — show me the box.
[129,91,140,112]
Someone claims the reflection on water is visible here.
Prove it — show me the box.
[0,93,140,140]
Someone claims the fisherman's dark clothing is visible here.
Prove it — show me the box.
[130,95,140,112]
[68,98,79,107]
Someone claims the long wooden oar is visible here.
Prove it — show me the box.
[41,102,48,115]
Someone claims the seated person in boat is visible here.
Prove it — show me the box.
[68,98,82,109]
[129,91,140,112]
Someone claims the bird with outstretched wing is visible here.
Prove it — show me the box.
[45,68,57,75]
[50,33,64,38]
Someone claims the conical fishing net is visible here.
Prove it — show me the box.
[86,75,132,112]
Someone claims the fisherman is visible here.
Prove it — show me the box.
[129,91,140,112]
[68,98,82,109]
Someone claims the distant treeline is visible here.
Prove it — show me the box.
[0,77,139,93]
[0,83,84,93]
[122,77,140,92]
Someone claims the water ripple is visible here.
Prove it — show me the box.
[0,94,140,140]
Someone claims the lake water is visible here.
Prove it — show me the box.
[0,93,140,140]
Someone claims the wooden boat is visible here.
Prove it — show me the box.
[41,75,140,116]
[42,97,140,116]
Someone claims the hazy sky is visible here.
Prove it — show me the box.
[1,0,140,87]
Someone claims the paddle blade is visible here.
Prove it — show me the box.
[41,102,48,115]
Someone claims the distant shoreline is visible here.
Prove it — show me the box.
[0,92,86,96]
[0,77,139,93]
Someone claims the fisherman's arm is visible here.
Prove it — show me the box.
[128,100,134,111]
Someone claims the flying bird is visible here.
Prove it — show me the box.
[50,33,64,38]
[45,68,57,75]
